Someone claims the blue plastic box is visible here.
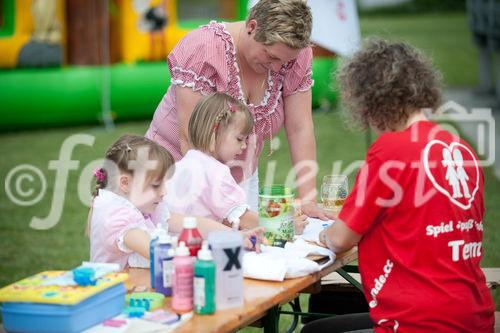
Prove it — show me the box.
[1,283,125,333]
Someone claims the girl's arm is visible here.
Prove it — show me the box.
[294,213,308,235]
[123,228,151,259]
[169,213,265,252]
[121,215,230,260]
[318,218,361,253]
[168,213,230,238]
[238,210,259,229]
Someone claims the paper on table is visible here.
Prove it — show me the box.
[297,218,334,244]
[83,314,166,333]
[84,313,193,333]
[243,238,335,281]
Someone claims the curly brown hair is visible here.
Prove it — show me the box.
[337,39,442,131]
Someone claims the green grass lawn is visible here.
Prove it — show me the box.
[0,11,498,333]
[359,12,479,88]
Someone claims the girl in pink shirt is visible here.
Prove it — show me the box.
[88,135,175,270]
[166,93,308,233]
[166,93,259,230]
[89,134,267,269]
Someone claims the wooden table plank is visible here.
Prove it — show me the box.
[127,247,358,333]
[481,267,500,289]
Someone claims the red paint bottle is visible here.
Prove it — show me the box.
[178,217,202,257]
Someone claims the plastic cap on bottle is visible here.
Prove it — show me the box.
[157,231,171,244]
[151,224,165,239]
[171,236,178,249]
[176,241,190,256]
[183,217,197,229]
[160,218,169,233]
[197,241,213,261]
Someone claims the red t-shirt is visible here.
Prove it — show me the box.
[339,121,494,333]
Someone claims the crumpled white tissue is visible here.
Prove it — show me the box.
[243,237,335,281]
[297,218,334,244]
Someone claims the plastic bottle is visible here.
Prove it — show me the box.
[171,235,178,249]
[172,241,195,313]
[178,217,202,257]
[207,231,244,310]
[258,185,295,247]
[154,232,174,296]
[149,225,166,289]
[194,241,216,314]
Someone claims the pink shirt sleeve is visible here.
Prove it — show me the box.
[282,47,314,98]
[167,27,226,95]
[204,165,248,221]
[101,207,143,254]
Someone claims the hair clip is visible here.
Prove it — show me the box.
[228,102,237,113]
[93,168,106,182]
[125,144,132,152]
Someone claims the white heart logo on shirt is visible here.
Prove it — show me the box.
[423,140,479,210]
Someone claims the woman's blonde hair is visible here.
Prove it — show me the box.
[188,93,253,154]
[337,38,442,132]
[247,0,312,49]
[87,134,175,235]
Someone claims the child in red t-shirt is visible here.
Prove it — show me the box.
[312,39,495,333]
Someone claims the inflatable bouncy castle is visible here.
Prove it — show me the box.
[0,0,359,131]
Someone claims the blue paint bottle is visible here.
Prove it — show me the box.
[154,233,174,296]
[149,226,166,289]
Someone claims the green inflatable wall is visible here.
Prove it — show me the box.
[0,58,336,131]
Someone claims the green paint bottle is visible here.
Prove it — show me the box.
[194,241,216,314]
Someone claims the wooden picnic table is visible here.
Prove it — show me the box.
[125,246,359,333]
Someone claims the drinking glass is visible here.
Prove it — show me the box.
[320,175,348,212]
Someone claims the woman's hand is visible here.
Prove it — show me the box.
[324,209,339,220]
[294,214,309,235]
[301,201,333,221]
[318,229,328,248]
[241,226,267,253]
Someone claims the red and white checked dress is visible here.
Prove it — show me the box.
[146,21,313,183]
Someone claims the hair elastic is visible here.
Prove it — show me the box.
[93,168,106,182]
[228,102,237,113]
